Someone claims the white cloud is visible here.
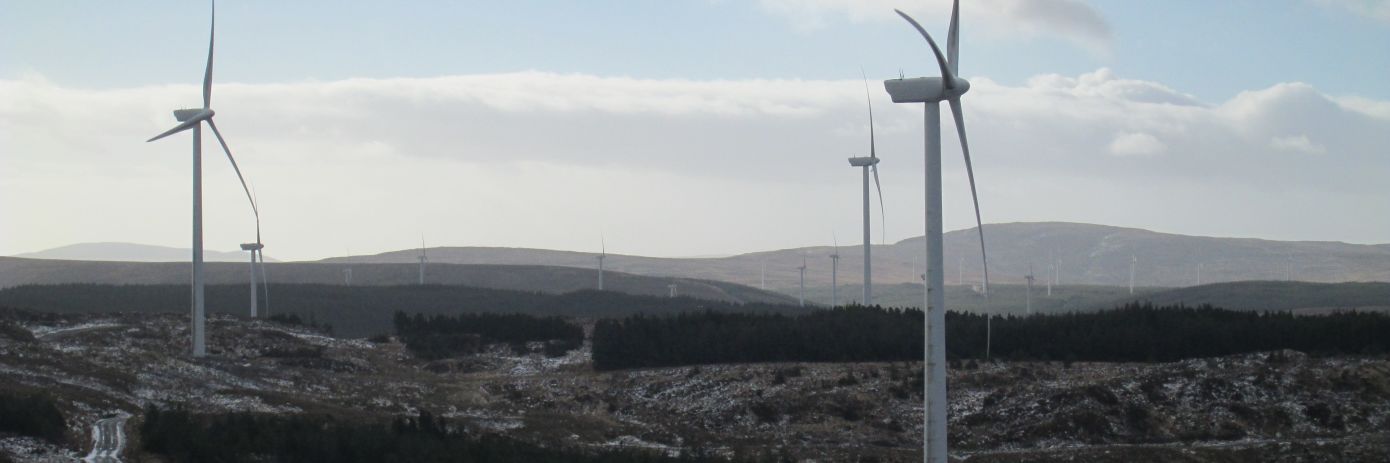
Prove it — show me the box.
[754,0,1112,50]
[3,69,1388,259]
[1269,135,1327,155]
[1313,0,1390,23]
[1108,132,1166,157]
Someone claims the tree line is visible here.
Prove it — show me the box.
[592,304,1390,370]
[0,392,66,443]
[139,407,754,463]
[393,312,584,359]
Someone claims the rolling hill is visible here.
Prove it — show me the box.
[322,222,1390,290]
[0,258,796,305]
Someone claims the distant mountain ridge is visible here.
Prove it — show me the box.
[324,222,1390,290]
[14,242,273,263]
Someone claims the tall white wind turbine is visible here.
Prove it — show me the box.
[848,74,886,306]
[885,2,991,460]
[146,0,250,356]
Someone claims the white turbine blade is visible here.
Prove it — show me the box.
[250,185,261,243]
[949,98,988,295]
[871,164,885,244]
[203,0,215,108]
[146,119,200,142]
[947,0,960,74]
[862,70,876,158]
[207,119,257,220]
[894,9,956,88]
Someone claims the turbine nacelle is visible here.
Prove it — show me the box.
[848,156,880,167]
[239,243,263,251]
[883,77,970,104]
[173,108,214,122]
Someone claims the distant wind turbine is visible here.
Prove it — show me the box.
[417,236,427,285]
[1197,262,1204,285]
[848,73,887,306]
[1046,250,1054,296]
[830,234,841,307]
[1129,254,1137,295]
[597,236,607,290]
[237,186,265,318]
[885,2,992,460]
[146,0,250,357]
[798,254,807,307]
[667,283,678,298]
[1025,264,1035,315]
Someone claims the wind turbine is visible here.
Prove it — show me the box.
[884,2,991,460]
[1197,262,1204,285]
[667,283,678,298]
[830,234,841,307]
[237,187,264,318]
[1025,264,1035,315]
[1046,249,1054,296]
[760,259,766,290]
[417,236,427,285]
[597,237,607,290]
[1129,254,1137,295]
[848,74,886,306]
[798,254,807,307]
[146,0,251,357]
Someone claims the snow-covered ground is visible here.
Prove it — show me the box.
[3,312,1388,462]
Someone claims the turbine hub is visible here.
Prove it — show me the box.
[173,108,215,122]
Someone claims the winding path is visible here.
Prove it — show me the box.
[84,415,127,463]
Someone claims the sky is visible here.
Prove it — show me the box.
[2,0,1388,261]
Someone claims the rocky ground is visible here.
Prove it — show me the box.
[1,311,1388,462]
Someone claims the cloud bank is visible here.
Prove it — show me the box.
[2,69,1387,259]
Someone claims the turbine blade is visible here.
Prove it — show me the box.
[950,98,988,296]
[207,119,257,220]
[894,9,956,88]
[871,164,885,245]
[947,0,960,74]
[250,185,261,243]
[203,0,215,108]
[146,119,200,142]
[862,69,876,158]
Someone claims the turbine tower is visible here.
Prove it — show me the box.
[417,236,427,285]
[1025,264,1035,315]
[597,237,607,290]
[848,74,886,306]
[1046,249,1054,296]
[760,259,766,290]
[237,187,265,318]
[830,235,841,307]
[1197,262,1204,285]
[885,3,991,460]
[146,0,248,357]
[798,255,807,307]
[240,241,263,317]
[1129,254,1137,295]
[667,283,678,298]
